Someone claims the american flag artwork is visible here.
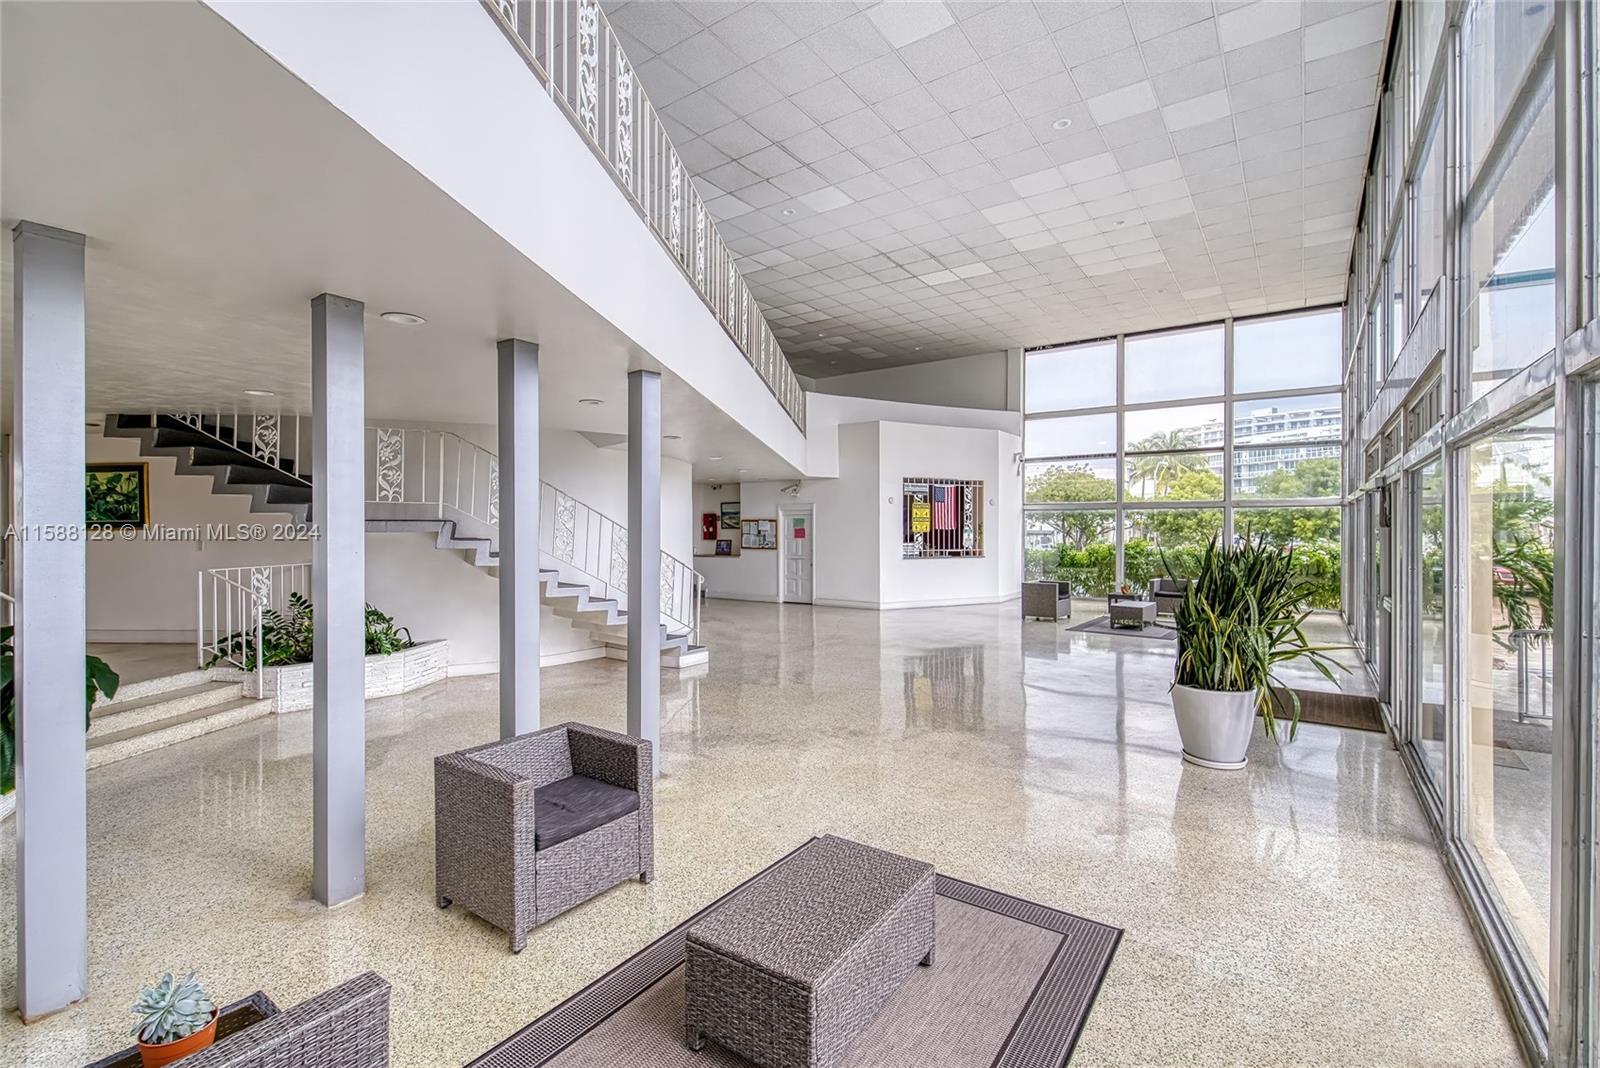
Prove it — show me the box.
[902,478,984,558]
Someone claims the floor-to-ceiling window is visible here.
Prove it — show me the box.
[1022,310,1343,607]
[1341,0,1597,1055]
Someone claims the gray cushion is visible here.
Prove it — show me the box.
[533,774,639,851]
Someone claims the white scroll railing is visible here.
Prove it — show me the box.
[481,0,806,434]
[161,407,308,483]
[363,426,703,643]
[196,563,313,691]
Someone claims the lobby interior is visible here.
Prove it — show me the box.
[2,1,1599,1067]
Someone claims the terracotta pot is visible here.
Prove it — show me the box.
[137,1011,218,1068]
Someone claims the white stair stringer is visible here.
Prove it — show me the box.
[366,515,708,669]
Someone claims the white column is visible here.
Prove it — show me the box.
[498,339,540,738]
[627,370,661,764]
[311,293,365,906]
[11,221,88,1020]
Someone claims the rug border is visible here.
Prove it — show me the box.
[468,838,1121,1068]
[1066,614,1177,641]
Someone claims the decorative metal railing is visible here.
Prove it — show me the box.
[163,407,309,484]
[363,426,703,642]
[197,563,312,689]
[481,0,806,433]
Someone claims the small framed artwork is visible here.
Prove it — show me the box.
[86,462,150,528]
[715,539,732,556]
[720,501,741,530]
[742,518,777,549]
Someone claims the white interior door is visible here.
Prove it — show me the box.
[781,508,813,604]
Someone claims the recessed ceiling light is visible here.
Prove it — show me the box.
[379,311,426,326]
[708,455,723,461]
[1052,117,1073,130]
[914,346,922,350]
[664,434,682,440]
[738,468,749,473]
[242,388,275,397]
[1114,219,1126,226]
[578,397,604,406]
[85,421,102,429]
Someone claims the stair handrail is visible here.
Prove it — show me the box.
[158,407,309,486]
[364,425,701,640]
[197,563,313,694]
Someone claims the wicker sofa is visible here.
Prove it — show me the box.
[435,721,654,952]
[175,972,390,1068]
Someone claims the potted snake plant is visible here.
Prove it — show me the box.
[1169,534,1340,769]
[129,971,217,1068]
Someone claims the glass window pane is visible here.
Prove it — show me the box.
[1024,412,1116,459]
[1466,91,1555,401]
[1231,392,1343,446]
[1233,506,1342,610]
[1414,456,1446,786]
[1465,409,1555,987]
[1025,510,1116,596]
[1124,510,1223,585]
[1024,459,1116,504]
[1386,242,1404,369]
[1124,403,1223,451]
[1233,447,1342,499]
[1415,0,1446,85]
[1466,0,1555,175]
[1415,116,1445,316]
[1123,452,1224,502]
[1124,325,1224,404]
[1233,310,1343,392]
[1025,341,1116,414]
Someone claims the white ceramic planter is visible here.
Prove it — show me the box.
[248,639,449,713]
[1171,683,1258,769]
[0,792,14,824]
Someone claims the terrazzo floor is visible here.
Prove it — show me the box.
[3,600,1523,1066]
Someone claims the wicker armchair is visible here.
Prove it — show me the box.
[178,972,390,1068]
[435,721,654,952]
[1022,580,1072,621]
[1152,577,1189,617]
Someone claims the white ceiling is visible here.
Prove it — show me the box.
[604,0,1389,377]
[0,0,805,484]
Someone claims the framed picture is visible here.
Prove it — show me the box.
[86,462,150,528]
[715,539,732,556]
[741,518,777,549]
[720,501,741,530]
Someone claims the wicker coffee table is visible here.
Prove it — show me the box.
[684,835,935,1068]
[1109,599,1157,629]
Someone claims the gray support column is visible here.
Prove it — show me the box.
[498,339,540,738]
[11,221,88,1021]
[311,294,366,906]
[627,370,661,764]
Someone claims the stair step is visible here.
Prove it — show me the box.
[90,680,243,732]
[108,667,232,704]
[86,696,273,769]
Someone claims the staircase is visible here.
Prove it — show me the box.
[86,668,272,769]
[109,413,707,668]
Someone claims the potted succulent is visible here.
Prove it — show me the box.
[129,971,217,1068]
[1169,534,1340,769]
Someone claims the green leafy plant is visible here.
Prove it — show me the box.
[0,627,120,795]
[1491,533,1553,639]
[85,469,145,525]
[1171,533,1343,741]
[129,971,214,1045]
[209,593,414,669]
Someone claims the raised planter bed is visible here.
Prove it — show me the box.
[247,638,448,713]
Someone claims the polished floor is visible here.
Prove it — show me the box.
[3,601,1522,1066]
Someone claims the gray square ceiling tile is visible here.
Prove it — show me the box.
[1006,70,1084,120]
[825,107,895,149]
[1151,58,1226,106]
[951,95,1021,138]
[706,68,785,114]
[960,2,1049,58]
[782,126,848,165]
[1139,19,1222,74]
[709,3,799,62]
[1100,109,1168,150]
[1126,0,1214,43]
[793,79,868,125]
[747,98,818,141]
[763,40,835,95]
[1305,41,1383,91]
[703,119,770,159]
[987,37,1069,91]
[1222,31,1303,83]
[808,12,894,74]
[897,23,982,82]
[1054,4,1136,67]
[926,63,1005,109]
[841,53,923,104]
[901,114,968,154]
[1071,45,1151,98]
[661,30,747,83]
[1170,114,1237,155]
[866,0,956,49]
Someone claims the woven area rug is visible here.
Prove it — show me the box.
[1067,614,1177,641]
[470,841,1121,1068]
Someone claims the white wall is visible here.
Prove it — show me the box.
[87,427,691,673]
[698,419,1020,610]
[810,351,1016,411]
